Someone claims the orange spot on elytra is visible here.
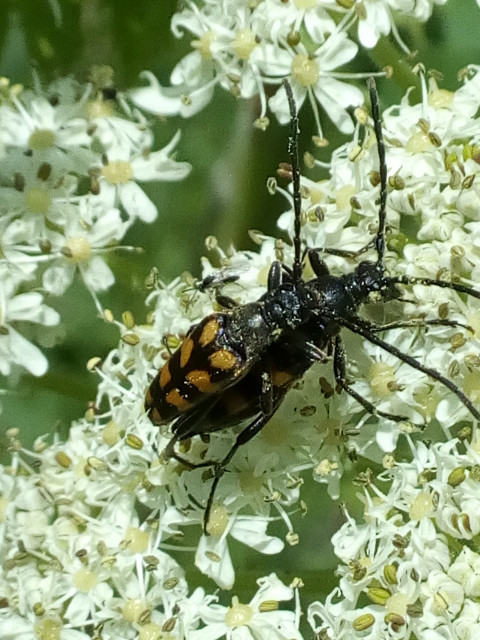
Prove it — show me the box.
[209,349,237,371]
[159,361,171,388]
[150,407,162,424]
[145,388,153,406]
[199,317,220,347]
[271,369,294,388]
[180,338,194,368]
[165,388,191,412]
[186,369,217,392]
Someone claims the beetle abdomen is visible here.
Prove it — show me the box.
[145,313,246,425]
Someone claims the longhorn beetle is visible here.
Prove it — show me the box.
[146,79,480,533]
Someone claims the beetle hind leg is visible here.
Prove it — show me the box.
[203,409,276,534]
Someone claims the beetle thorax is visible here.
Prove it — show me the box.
[262,284,312,330]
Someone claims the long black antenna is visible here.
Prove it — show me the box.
[367,77,387,266]
[336,313,480,423]
[284,79,303,281]
[392,275,480,300]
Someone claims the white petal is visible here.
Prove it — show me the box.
[171,9,205,39]
[132,147,191,182]
[29,97,56,128]
[314,79,363,133]
[195,535,235,589]
[7,291,44,320]
[81,256,115,292]
[358,2,391,49]
[8,327,49,376]
[304,8,336,43]
[250,43,292,77]
[170,51,208,86]
[269,83,307,125]
[119,182,157,222]
[55,118,91,148]
[169,53,217,117]
[130,71,184,117]
[254,573,294,601]
[43,263,75,296]
[317,33,358,71]
[179,81,216,118]
[89,208,128,245]
[231,518,284,554]
[0,614,36,638]
[64,593,91,626]
[94,182,117,210]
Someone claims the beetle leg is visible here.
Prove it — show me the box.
[307,248,330,277]
[215,294,238,309]
[267,260,283,290]
[333,335,409,423]
[260,369,274,416]
[302,339,329,363]
[163,401,223,468]
[203,402,284,534]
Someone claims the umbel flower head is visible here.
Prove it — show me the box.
[131,0,445,136]
[2,66,480,637]
[308,435,480,639]
[0,70,191,380]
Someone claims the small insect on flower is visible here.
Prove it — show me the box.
[145,79,480,533]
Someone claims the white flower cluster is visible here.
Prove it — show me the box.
[3,65,480,638]
[131,0,446,137]
[0,70,191,379]
[0,427,302,638]
[309,435,480,639]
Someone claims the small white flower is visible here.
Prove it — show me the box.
[252,0,335,45]
[0,270,59,376]
[93,130,191,223]
[449,548,480,598]
[132,3,369,132]
[190,573,302,640]
[258,31,364,135]
[452,599,480,639]
[195,515,284,589]
[130,69,216,119]
[356,0,394,49]
[41,204,127,296]
[0,86,90,151]
[422,570,464,618]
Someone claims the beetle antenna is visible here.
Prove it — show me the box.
[367,77,387,266]
[284,79,303,281]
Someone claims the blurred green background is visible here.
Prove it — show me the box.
[1,0,479,613]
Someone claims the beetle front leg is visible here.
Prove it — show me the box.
[267,260,283,290]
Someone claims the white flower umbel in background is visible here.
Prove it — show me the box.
[0,69,191,377]
[131,0,447,137]
[349,0,447,51]
[4,62,480,637]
